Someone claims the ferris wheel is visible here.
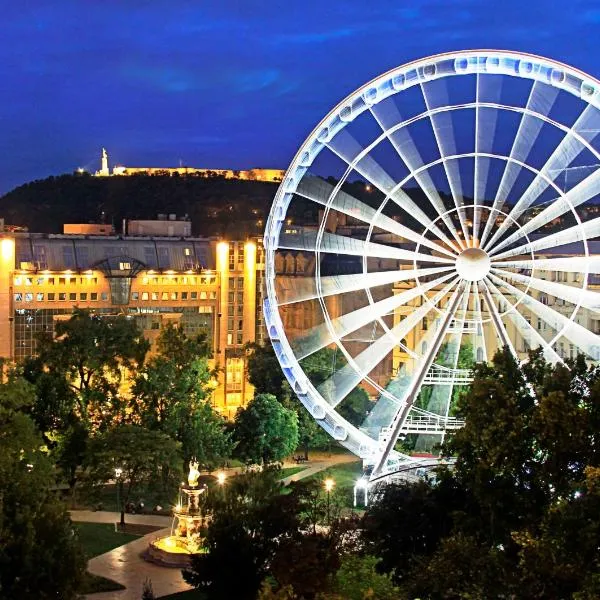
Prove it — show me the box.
[263,50,600,479]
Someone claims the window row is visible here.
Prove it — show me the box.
[14,276,99,286]
[15,292,107,302]
[140,275,217,285]
[132,291,217,301]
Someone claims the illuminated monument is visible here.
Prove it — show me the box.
[263,50,600,491]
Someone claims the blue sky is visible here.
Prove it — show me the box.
[0,0,598,194]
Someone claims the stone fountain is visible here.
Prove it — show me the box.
[145,460,207,567]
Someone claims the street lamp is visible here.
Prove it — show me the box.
[217,471,226,486]
[324,478,335,525]
[354,477,369,507]
[114,467,124,528]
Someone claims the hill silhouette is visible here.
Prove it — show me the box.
[0,172,280,237]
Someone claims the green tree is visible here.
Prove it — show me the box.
[0,371,85,599]
[329,554,399,600]
[132,324,231,470]
[25,308,149,431]
[86,424,181,526]
[184,468,299,600]
[233,393,298,465]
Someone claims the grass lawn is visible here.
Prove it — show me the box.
[304,461,364,508]
[280,465,308,478]
[80,571,126,594]
[74,522,140,559]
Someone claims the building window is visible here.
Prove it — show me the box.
[48,277,55,285]
[59,278,66,285]
[151,322,160,330]
[228,318,234,331]
[14,277,22,285]
[210,291,217,299]
[91,292,98,301]
[59,293,66,301]
[69,293,76,301]
[171,292,178,300]
[227,333,233,345]
[80,293,87,301]
[236,332,243,345]
[181,291,188,300]
[101,292,108,301]
[47,293,55,301]
[142,292,149,301]
[14,293,22,302]
[25,278,32,286]
[191,291,197,300]
[132,292,139,300]
[36,293,44,301]
[152,292,159,300]
[25,293,33,302]
[200,291,207,300]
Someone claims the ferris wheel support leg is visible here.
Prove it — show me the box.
[370,284,465,479]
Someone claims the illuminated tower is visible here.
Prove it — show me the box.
[97,148,110,176]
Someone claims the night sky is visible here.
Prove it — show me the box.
[1,0,599,194]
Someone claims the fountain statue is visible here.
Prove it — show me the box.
[145,459,208,567]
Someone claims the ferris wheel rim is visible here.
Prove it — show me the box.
[263,49,600,466]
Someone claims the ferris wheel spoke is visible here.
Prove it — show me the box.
[493,256,600,274]
[369,103,466,250]
[485,277,563,364]
[419,81,469,245]
[325,131,459,251]
[370,282,466,477]
[491,267,600,312]
[491,168,600,255]
[487,272,600,358]
[276,265,454,306]
[471,281,488,363]
[318,277,461,408]
[291,273,457,360]
[490,215,600,261]
[480,82,559,248]
[295,175,456,258]
[278,229,454,264]
[480,279,519,359]
[486,105,600,251]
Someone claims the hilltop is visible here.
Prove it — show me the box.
[0,172,280,237]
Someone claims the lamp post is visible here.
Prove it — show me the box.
[114,467,124,528]
[324,478,335,525]
[217,471,226,486]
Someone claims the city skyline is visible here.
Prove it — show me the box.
[2,0,600,194]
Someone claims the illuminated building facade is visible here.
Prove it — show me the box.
[0,234,266,417]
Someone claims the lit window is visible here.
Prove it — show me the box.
[36,277,44,285]
[161,292,168,300]
[152,292,159,300]
[14,293,22,302]
[184,248,191,256]
[59,278,66,285]
[25,293,33,302]
[14,276,22,285]
[227,333,233,345]
[25,278,32,286]
[132,292,139,300]
[36,293,44,301]
[142,277,149,285]
[171,292,178,300]
[142,292,149,300]
[200,291,207,300]
[101,292,108,301]
[48,278,55,285]
[119,262,131,270]
[210,291,216,299]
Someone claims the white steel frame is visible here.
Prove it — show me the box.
[263,50,600,479]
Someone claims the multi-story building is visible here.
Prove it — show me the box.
[0,233,267,418]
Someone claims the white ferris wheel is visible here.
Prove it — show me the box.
[263,50,600,480]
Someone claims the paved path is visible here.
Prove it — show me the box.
[84,525,192,599]
[75,452,360,599]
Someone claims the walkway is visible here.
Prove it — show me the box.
[75,451,360,599]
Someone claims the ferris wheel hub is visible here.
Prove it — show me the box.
[455,247,491,282]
